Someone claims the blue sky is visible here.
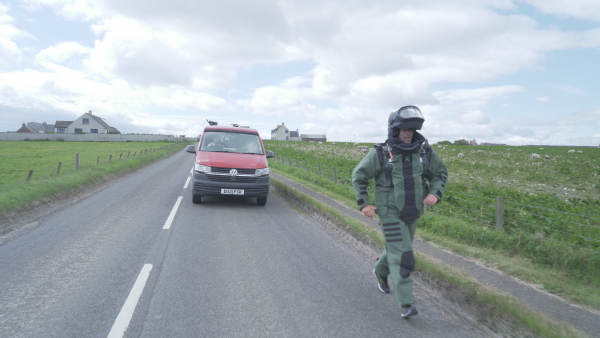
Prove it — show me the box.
[0,0,599,145]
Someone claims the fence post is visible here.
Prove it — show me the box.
[109,155,112,161]
[26,170,34,182]
[318,163,321,176]
[288,159,291,166]
[76,153,80,169]
[127,151,130,158]
[333,166,338,183]
[495,196,504,230]
[120,153,122,160]
[57,162,62,176]
[305,162,308,171]
[97,156,100,165]
[295,159,299,167]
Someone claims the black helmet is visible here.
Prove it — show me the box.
[388,105,425,136]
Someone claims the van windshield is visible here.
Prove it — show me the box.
[200,131,264,155]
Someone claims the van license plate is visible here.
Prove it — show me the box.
[221,189,244,195]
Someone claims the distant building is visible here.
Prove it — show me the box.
[16,123,36,133]
[271,122,291,140]
[289,130,300,141]
[481,142,506,146]
[301,134,327,142]
[469,139,478,145]
[68,110,120,134]
[16,121,54,133]
[54,121,74,133]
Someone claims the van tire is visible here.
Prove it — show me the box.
[257,197,267,206]
[192,195,202,204]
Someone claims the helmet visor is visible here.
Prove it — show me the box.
[398,107,424,119]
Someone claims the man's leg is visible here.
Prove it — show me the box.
[384,219,416,307]
[374,248,389,276]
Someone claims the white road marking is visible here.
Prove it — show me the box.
[190,168,193,174]
[107,264,153,338]
[163,196,183,230]
[184,177,191,189]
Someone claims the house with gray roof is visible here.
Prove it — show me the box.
[271,122,301,141]
[54,121,74,133]
[16,122,55,133]
[289,130,300,141]
[67,111,120,134]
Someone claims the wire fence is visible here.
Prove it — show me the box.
[270,153,600,250]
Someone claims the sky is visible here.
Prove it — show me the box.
[0,0,599,145]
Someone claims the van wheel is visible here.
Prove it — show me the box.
[257,197,267,206]
[192,195,202,204]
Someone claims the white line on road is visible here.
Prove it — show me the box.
[163,196,183,230]
[107,264,153,338]
[190,168,193,174]
[184,177,191,189]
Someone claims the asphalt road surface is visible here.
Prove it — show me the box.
[0,150,474,337]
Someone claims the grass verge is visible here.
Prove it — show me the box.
[269,159,600,310]
[0,143,191,216]
[270,176,585,338]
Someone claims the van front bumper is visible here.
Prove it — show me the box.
[192,172,269,197]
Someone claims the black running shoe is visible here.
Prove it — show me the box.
[373,269,390,293]
[401,305,418,318]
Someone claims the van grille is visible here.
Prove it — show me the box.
[211,167,256,175]
[206,175,259,183]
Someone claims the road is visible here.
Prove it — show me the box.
[0,150,475,337]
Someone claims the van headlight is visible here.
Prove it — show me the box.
[255,168,269,176]
[195,163,211,173]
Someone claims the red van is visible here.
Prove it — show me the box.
[186,124,274,205]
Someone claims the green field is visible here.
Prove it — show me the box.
[264,140,600,246]
[0,141,186,214]
[264,140,600,308]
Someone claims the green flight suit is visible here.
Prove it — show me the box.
[352,135,447,306]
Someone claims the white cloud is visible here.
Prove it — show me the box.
[551,84,585,95]
[3,0,600,142]
[35,42,92,64]
[0,4,34,69]
[535,96,549,102]
[523,0,600,22]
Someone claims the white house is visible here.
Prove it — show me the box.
[271,122,290,140]
[67,111,119,134]
[271,122,302,141]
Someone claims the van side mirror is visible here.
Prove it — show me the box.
[186,145,197,153]
[266,150,274,158]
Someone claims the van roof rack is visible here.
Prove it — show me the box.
[206,119,218,126]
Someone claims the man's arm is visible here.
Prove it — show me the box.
[426,149,448,204]
[352,148,381,216]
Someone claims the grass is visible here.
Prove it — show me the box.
[0,141,189,215]
[0,141,176,188]
[268,159,600,310]
[264,140,600,248]
[270,175,586,338]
